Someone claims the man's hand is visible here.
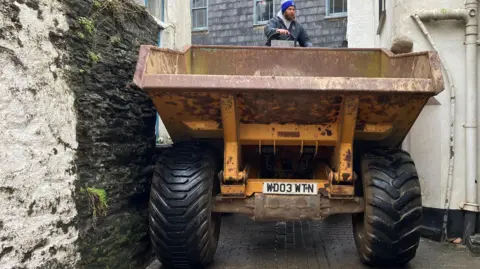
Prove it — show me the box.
[276,29,290,35]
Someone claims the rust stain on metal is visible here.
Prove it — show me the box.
[344,149,352,168]
[277,131,301,138]
[344,149,352,162]
[238,93,341,125]
[329,185,355,197]
[355,122,366,130]
[221,96,234,110]
[341,173,351,181]
[220,185,247,197]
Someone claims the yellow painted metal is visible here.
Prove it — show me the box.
[220,185,247,197]
[239,123,337,146]
[220,95,249,196]
[331,96,359,195]
[220,95,246,183]
[354,123,393,140]
[327,185,356,198]
[182,120,223,138]
[180,120,393,143]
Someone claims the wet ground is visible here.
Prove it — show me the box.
[148,214,480,269]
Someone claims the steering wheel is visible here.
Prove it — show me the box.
[266,32,298,47]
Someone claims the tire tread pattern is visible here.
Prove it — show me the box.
[149,144,220,269]
[354,148,422,266]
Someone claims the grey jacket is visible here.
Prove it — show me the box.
[264,15,313,47]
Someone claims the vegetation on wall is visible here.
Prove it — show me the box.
[73,0,148,70]
[81,187,108,228]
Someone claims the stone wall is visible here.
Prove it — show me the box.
[0,0,79,268]
[192,0,347,47]
[0,0,159,268]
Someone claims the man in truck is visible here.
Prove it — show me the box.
[264,0,313,47]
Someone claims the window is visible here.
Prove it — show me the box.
[192,0,208,30]
[146,0,164,21]
[254,0,275,25]
[326,0,347,18]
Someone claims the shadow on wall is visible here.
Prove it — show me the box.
[51,0,159,268]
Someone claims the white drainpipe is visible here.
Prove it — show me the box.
[464,1,480,216]
[412,0,479,240]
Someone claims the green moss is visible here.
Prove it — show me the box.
[88,51,101,63]
[87,187,108,212]
[78,17,95,34]
[76,31,85,39]
[110,36,121,45]
[93,0,102,9]
[81,187,108,227]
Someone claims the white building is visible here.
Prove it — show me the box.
[348,0,480,245]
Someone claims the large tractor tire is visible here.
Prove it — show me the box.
[353,148,423,266]
[149,143,221,269]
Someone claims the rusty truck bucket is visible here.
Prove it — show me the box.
[134,45,443,210]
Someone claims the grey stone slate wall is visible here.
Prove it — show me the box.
[52,0,159,268]
[192,0,347,47]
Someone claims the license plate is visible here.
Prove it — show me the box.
[263,182,318,195]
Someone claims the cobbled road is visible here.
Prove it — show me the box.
[148,214,480,269]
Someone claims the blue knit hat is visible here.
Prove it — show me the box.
[281,0,295,13]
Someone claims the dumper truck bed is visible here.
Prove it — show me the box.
[134,45,443,147]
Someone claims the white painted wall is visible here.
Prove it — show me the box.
[348,0,473,210]
[0,1,79,268]
[346,0,375,48]
[161,0,192,50]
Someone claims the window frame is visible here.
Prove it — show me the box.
[253,0,275,26]
[191,0,208,31]
[325,0,347,19]
[144,0,165,22]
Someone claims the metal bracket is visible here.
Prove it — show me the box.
[330,95,359,197]
[220,95,247,196]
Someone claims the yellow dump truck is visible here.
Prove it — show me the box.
[133,45,444,269]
